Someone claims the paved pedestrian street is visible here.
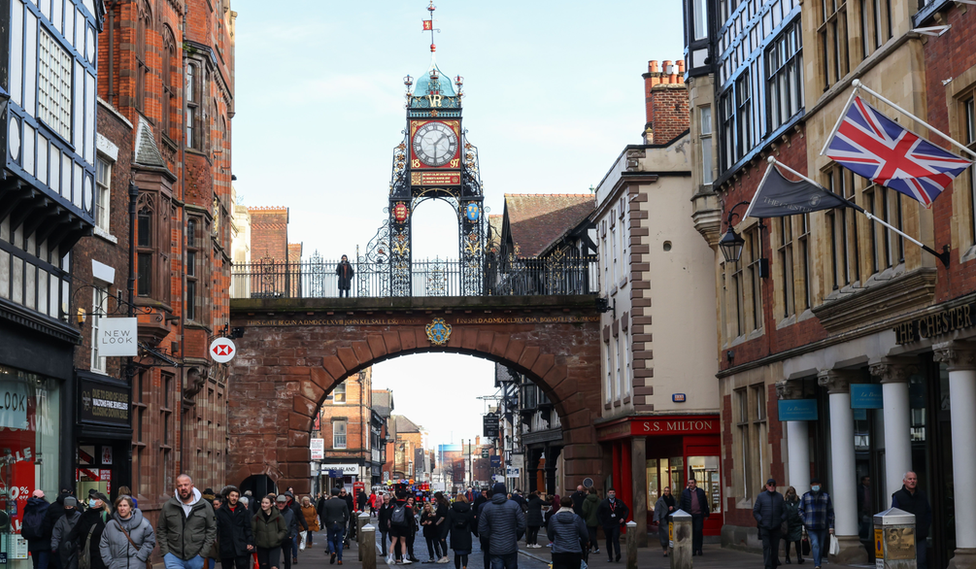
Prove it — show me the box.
[293,525,871,569]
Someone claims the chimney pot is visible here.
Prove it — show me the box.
[650,60,659,73]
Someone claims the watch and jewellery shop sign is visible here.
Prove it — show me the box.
[597,415,720,441]
[79,379,129,426]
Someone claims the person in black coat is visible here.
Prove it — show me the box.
[377,494,394,558]
[679,479,710,556]
[23,490,52,569]
[71,494,109,569]
[891,472,932,569]
[43,491,74,569]
[432,492,451,564]
[405,497,421,563]
[753,479,786,569]
[216,487,255,569]
[596,489,629,563]
[339,488,355,546]
[447,496,474,569]
[524,492,545,548]
[335,256,355,298]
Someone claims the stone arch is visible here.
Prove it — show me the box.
[227,313,602,495]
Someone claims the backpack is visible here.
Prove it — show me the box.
[392,504,407,526]
[21,502,49,540]
[77,525,97,569]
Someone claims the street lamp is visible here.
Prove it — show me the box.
[718,200,769,278]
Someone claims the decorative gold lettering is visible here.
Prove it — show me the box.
[428,94,443,107]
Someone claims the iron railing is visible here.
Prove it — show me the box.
[230,257,600,299]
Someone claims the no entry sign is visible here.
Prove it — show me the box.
[209,338,237,363]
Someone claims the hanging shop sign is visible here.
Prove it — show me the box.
[483,413,499,438]
[850,384,884,409]
[310,438,325,460]
[96,318,138,357]
[78,379,130,426]
[777,399,818,421]
[209,338,237,363]
[893,303,976,344]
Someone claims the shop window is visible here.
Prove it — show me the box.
[0,366,61,506]
[333,420,347,449]
[688,456,722,514]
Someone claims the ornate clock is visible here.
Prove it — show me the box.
[412,121,458,167]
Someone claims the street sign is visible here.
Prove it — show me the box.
[209,337,237,363]
[481,450,489,459]
[490,455,501,467]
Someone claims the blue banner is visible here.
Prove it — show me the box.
[850,384,883,409]
[777,399,818,421]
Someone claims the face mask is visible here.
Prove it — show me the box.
[812,485,821,492]
[89,499,98,508]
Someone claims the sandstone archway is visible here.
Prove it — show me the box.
[227,296,602,494]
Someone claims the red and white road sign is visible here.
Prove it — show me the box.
[209,337,237,363]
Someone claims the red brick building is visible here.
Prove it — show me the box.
[90,0,237,520]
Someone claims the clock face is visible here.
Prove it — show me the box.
[412,122,458,167]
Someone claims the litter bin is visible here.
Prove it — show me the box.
[670,509,692,569]
[873,507,916,569]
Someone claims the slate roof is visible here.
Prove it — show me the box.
[392,414,423,433]
[504,194,595,258]
[133,116,166,168]
[372,389,394,418]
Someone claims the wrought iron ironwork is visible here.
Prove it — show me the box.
[230,256,599,300]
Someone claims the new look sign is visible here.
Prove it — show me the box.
[97,318,138,357]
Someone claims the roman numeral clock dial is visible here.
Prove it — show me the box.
[412,122,458,167]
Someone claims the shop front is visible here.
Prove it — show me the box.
[75,372,132,499]
[320,463,360,493]
[597,415,722,539]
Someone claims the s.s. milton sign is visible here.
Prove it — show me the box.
[893,303,975,345]
[633,417,719,436]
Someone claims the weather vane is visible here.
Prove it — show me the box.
[422,0,439,53]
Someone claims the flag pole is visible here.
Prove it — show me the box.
[819,84,862,156]
[742,162,775,220]
[853,79,976,159]
[769,158,950,267]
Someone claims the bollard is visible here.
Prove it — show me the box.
[874,508,916,569]
[670,509,693,569]
[362,524,377,569]
[626,521,638,569]
[358,512,370,560]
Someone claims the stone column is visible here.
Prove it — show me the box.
[934,343,976,569]
[776,380,811,492]
[631,437,648,547]
[818,369,867,564]
[869,360,916,501]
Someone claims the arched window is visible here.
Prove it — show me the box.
[161,26,177,138]
[135,1,152,112]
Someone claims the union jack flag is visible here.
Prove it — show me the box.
[824,95,973,208]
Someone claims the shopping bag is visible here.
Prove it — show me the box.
[828,534,840,556]
[580,560,588,569]
[299,531,307,551]
[801,537,810,556]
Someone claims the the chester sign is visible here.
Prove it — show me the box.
[893,303,975,345]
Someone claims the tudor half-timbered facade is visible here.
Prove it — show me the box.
[0,0,106,550]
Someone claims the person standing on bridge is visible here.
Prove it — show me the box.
[335,256,354,298]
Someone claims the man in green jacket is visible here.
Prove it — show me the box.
[158,474,217,569]
[580,488,600,556]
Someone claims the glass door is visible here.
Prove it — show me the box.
[688,455,721,515]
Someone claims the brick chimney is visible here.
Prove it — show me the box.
[642,59,689,145]
[248,206,290,262]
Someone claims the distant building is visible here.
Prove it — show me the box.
[313,368,379,494]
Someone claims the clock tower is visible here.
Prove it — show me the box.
[378,1,486,297]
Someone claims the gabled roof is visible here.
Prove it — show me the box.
[503,194,595,258]
[133,116,166,168]
[392,414,423,434]
[372,389,394,418]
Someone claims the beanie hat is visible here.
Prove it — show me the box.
[491,483,507,496]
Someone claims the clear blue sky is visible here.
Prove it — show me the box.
[231,0,684,447]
